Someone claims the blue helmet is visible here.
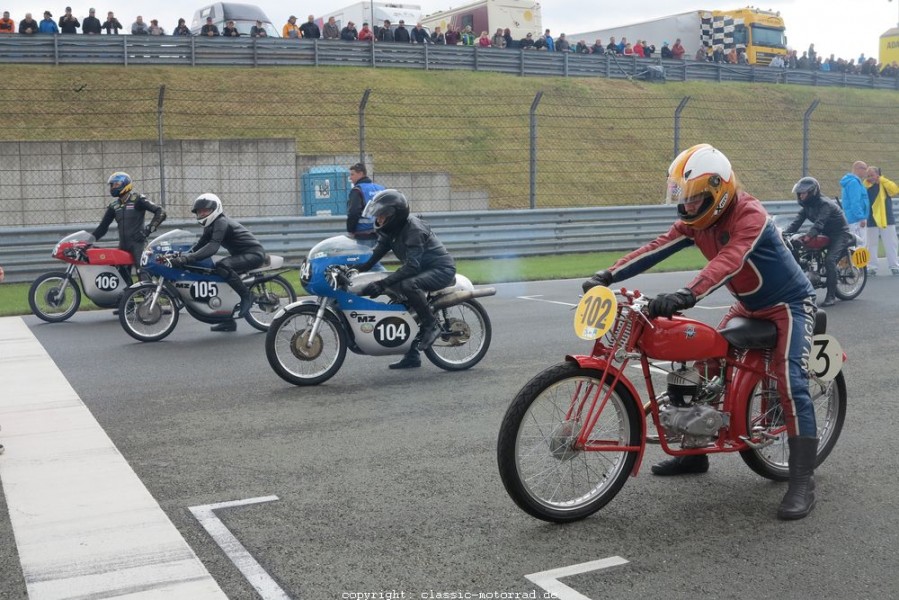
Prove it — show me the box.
[107,171,133,198]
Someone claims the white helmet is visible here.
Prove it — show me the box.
[191,193,223,227]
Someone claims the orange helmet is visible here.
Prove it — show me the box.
[665,144,737,229]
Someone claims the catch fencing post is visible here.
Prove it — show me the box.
[673,96,691,159]
[156,85,167,208]
[802,99,820,177]
[529,91,543,209]
[359,88,371,165]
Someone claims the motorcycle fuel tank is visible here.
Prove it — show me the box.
[638,316,729,362]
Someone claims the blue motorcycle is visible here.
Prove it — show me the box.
[265,234,496,385]
[118,229,297,342]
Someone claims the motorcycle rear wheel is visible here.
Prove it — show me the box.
[497,362,641,523]
[424,299,491,371]
[834,260,866,301]
[265,305,347,386]
[740,371,847,481]
[29,271,81,322]
[246,275,298,332]
[118,284,180,342]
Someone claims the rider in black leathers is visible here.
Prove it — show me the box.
[784,177,851,307]
[356,190,456,369]
[91,171,166,281]
[170,193,266,332]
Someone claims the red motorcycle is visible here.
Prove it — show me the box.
[497,286,847,523]
[28,231,135,322]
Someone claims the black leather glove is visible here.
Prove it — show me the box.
[142,226,153,237]
[360,281,385,298]
[582,269,614,293]
[648,288,696,319]
[169,255,188,269]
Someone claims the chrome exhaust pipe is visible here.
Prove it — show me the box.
[430,287,496,309]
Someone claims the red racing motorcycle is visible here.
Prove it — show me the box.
[497,286,847,523]
[28,230,135,322]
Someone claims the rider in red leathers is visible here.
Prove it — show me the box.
[582,144,819,520]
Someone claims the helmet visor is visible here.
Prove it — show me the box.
[665,175,710,206]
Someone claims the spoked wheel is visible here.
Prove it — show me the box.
[29,272,81,322]
[424,299,491,371]
[497,362,642,523]
[265,305,347,386]
[118,284,179,342]
[740,372,847,480]
[834,254,866,301]
[245,275,298,332]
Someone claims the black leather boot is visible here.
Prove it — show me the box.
[821,294,836,307]
[651,454,709,476]
[211,320,237,332]
[777,436,818,520]
[389,350,421,369]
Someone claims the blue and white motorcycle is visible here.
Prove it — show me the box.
[118,229,297,342]
[265,235,496,385]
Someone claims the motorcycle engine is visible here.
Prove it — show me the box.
[660,365,728,448]
[665,366,702,406]
[659,404,728,448]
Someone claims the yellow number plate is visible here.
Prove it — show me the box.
[574,286,618,340]
[851,247,870,269]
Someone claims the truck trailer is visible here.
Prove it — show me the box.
[569,8,787,65]
[320,2,424,31]
[421,0,542,44]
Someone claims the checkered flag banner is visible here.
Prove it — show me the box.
[700,13,741,50]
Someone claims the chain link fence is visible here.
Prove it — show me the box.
[2,81,899,226]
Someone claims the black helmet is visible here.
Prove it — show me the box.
[362,189,409,236]
[791,176,821,203]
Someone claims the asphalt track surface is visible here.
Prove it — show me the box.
[2,268,899,600]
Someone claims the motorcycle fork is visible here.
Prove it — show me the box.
[571,355,633,451]
[57,264,77,296]
[306,299,332,348]
[147,278,166,312]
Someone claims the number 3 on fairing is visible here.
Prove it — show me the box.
[574,286,617,340]
[810,334,843,381]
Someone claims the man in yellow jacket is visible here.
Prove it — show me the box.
[863,166,899,275]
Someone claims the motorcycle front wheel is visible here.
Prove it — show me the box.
[265,305,347,386]
[118,284,180,342]
[497,362,641,523]
[740,371,847,481]
[245,275,298,332]
[28,271,81,322]
[424,299,491,371]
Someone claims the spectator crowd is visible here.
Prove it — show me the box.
[0,8,896,77]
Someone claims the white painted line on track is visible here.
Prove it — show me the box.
[526,556,629,600]
[517,295,578,307]
[0,316,228,599]
[189,496,291,600]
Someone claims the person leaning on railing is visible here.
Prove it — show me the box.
[0,10,15,33]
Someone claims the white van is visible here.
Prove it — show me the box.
[191,2,279,37]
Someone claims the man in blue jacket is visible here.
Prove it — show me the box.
[38,11,58,33]
[840,160,868,241]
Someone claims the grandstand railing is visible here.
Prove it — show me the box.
[1,36,897,91]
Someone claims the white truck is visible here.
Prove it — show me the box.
[422,0,542,43]
[569,8,787,65]
[320,2,424,31]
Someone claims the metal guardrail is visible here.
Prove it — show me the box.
[0,36,897,91]
[0,202,806,284]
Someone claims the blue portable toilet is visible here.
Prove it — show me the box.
[301,165,350,216]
